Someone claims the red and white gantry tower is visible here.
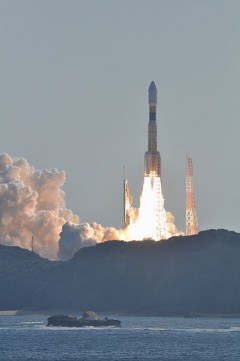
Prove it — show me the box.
[186,154,199,236]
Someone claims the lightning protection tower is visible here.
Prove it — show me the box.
[186,154,199,235]
[123,167,133,228]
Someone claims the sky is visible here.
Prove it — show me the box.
[0,0,240,234]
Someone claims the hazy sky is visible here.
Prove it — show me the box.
[0,0,240,233]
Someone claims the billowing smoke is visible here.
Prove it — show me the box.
[166,211,184,237]
[0,153,78,259]
[58,222,123,261]
[0,153,183,261]
[58,214,182,261]
[0,153,129,261]
[51,169,183,260]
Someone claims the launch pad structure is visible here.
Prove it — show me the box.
[186,154,199,235]
[123,82,199,240]
[123,176,133,229]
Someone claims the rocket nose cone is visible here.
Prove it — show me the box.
[149,81,157,90]
[148,81,157,104]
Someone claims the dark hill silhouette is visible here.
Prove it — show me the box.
[33,229,240,315]
[0,244,60,310]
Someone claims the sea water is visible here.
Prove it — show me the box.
[0,314,240,360]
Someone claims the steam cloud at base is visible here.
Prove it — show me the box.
[58,214,182,261]
[58,222,124,261]
[0,153,78,259]
[0,153,182,261]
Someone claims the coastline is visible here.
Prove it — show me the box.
[0,310,19,316]
[1,309,240,318]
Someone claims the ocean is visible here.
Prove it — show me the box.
[0,314,240,360]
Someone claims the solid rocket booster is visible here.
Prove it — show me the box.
[144,81,161,177]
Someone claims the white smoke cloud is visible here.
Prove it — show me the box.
[0,153,183,261]
[58,223,96,261]
[57,191,183,260]
[0,153,129,261]
[58,222,123,261]
[58,214,183,261]
[0,153,78,259]
[166,211,184,237]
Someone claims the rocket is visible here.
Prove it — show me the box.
[123,81,167,238]
[144,81,161,177]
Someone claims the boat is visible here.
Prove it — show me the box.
[47,311,121,327]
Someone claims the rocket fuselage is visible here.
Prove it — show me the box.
[144,81,161,177]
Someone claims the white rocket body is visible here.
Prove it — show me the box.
[144,81,161,177]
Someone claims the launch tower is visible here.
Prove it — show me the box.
[123,176,133,228]
[186,154,199,235]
